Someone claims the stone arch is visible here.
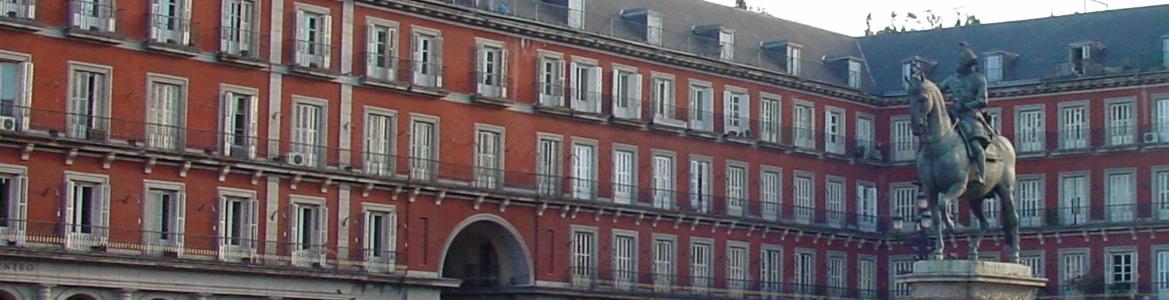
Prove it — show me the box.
[0,287,18,300]
[437,214,534,287]
[60,293,99,300]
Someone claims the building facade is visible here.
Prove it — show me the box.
[0,0,1167,299]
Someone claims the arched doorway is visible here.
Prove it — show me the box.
[439,214,533,292]
[0,289,16,300]
[64,294,98,300]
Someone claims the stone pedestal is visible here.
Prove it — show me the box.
[897,260,1047,300]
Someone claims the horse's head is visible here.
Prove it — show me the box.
[905,74,941,137]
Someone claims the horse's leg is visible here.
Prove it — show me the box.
[926,185,947,260]
[969,198,987,260]
[997,183,1021,263]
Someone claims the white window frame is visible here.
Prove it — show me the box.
[612,145,637,205]
[536,133,563,196]
[847,59,863,88]
[289,195,328,267]
[1058,248,1089,293]
[571,138,598,200]
[63,171,111,251]
[365,17,399,81]
[725,161,748,216]
[794,248,816,294]
[688,80,714,132]
[985,54,1003,82]
[217,187,259,262]
[1104,169,1136,222]
[985,107,1003,133]
[793,171,814,224]
[611,64,642,120]
[891,115,916,161]
[760,166,782,221]
[793,100,815,149]
[145,73,187,151]
[856,113,875,158]
[725,241,749,292]
[473,124,505,189]
[142,180,186,256]
[826,176,845,227]
[611,230,638,290]
[1059,171,1090,225]
[723,86,750,136]
[536,51,566,107]
[760,245,783,292]
[220,84,260,159]
[651,234,676,291]
[857,256,878,298]
[474,38,508,99]
[0,0,36,19]
[1154,244,1169,295]
[290,96,328,167]
[1020,251,1045,278]
[890,256,915,297]
[689,238,714,291]
[70,0,117,32]
[651,73,681,125]
[824,106,845,154]
[565,0,584,29]
[409,114,439,180]
[0,50,33,132]
[361,203,397,272]
[1104,247,1137,292]
[645,11,662,45]
[827,252,847,297]
[759,93,782,144]
[717,29,734,60]
[569,57,602,114]
[0,164,28,245]
[66,62,113,140]
[1016,105,1046,153]
[1105,97,1135,146]
[362,107,396,176]
[1058,101,1089,150]
[570,226,598,287]
[293,4,332,69]
[410,26,443,88]
[148,0,193,45]
[786,45,801,76]
[220,0,261,57]
[689,156,713,213]
[652,150,676,210]
[1154,166,1169,220]
[891,183,918,231]
[857,181,877,232]
[1016,174,1045,227]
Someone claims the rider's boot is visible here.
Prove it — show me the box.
[971,145,986,184]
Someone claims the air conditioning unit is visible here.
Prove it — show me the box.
[287,152,312,167]
[1144,132,1160,144]
[0,116,16,131]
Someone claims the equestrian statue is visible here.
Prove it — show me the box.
[907,43,1021,262]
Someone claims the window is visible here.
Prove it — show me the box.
[221,0,259,57]
[1017,108,1045,152]
[409,117,437,180]
[760,248,783,292]
[1106,99,1135,146]
[571,142,596,200]
[793,172,813,224]
[856,116,875,157]
[218,190,259,261]
[146,77,185,150]
[786,45,801,76]
[1164,37,1169,68]
[221,88,259,159]
[1020,253,1044,277]
[1157,169,1169,220]
[893,184,918,231]
[294,6,332,69]
[985,54,1003,82]
[474,127,504,189]
[902,62,913,88]
[651,237,674,290]
[362,205,397,271]
[0,166,27,245]
[291,100,326,167]
[569,60,601,113]
[565,0,584,29]
[725,164,747,216]
[794,102,814,149]
[689,158,712,213]
[68,65,111,140]
[1106,171,1134,222]
[290,198,327,267]
[891,259,914,297]
[848,60,863,88]
[690,241,713,290]
[537,54,565,107]
[646,12,662,45]
[688,83,714,132]
[1157,98,1169,141]
[760,96,781,144]
[64,173,109,251]
[475,42,508,99]
[826,178,845,226]
[612,148,636,205]
[857,258,877,298]
[71,0,116,32]
[1156,247,1169,295]
[794,250,816,294]
[652,154,674,209]
[723,89,749,135]
[363,110,395,176]
[149,0,192,45]
[1106,249,1136,292]
[652,76,677,122]
[1060,103,1088,149]
[1070,44,1093,75]
[892,116,916,161]
[827,253,846,296]
[536,135,562,196]
[717,30,734,60]
[1017,176,1044,227]
[411,29,443,88]
[0,0,35,19]
[760,169,781,221]
[726,244,747,291]
[1060,250,1088,292]
[857,183,877,232]
[0,55,31,131]
[570,229,596,286]
[611,67,641,119]
[365,21,399,81]
[143,183,185,255]
[825,108,845,154]
[985,108,1002,132]
[612,233,636,290]
[1060,174,1088,225]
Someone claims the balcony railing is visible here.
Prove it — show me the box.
[147,13,193,46]
[293,39,332,70]
[0,0,35,20]
[70,0,115,33]
[472,71,510,99]
[219,26,266,59]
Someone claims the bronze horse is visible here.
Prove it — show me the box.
[906,74,1020,262]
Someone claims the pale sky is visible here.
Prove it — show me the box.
[705,0,1169,36]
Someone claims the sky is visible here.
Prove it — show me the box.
[704,0,1169,36]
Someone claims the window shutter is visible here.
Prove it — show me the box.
[98,183,109,239]
[433,36,444,87]
[474,45,484,95]
[289,203,300,250]
[366,24,378,76]
[591,66,602,112]
[322,15,333,69]
[18,62,32,131]
[64,182,75,238]
[294,10,307,65]
[555,59,566,102]
[362,211,372,256]
[568,62,579,105]
[610,69,620,111]
[176,191,187,247]
[181,0,193,44]
[409,33,420,71]
[144,190,159,240]
[388,28,398,73]
[500,47,509,98]
[220,0,233,52]
[631,74,642,118]
[220,93,234,157]
[247,198,259,250]
[740,93,750,131]
[247,95,259,159]
[319,205,329,252]
[722,90,733,131]
[387,210,397,255]
[107,1,117,32]
[14,176,27,239]
[216,196,227,247]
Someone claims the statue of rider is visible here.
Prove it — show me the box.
[939,42,991,184]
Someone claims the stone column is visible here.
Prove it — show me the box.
[35,284,52,300]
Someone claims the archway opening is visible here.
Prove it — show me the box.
[440,218,532,289]
[65,294,97,300]
[0,290,15,300]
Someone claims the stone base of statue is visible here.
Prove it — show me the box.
[897,260,1047,300]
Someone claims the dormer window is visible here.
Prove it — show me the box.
[900,56,936,89]
[565,0,585,29]
[848,60,863,89]
[541,0,585,29]
[762,41,801,76]
[620,8,662,46]
[1161,36,1168,68]
[692,25,734,61]
[1068,41,1103,75]
[786,45,801,75]
[985,54,1003,82]
[827,56,864,89]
